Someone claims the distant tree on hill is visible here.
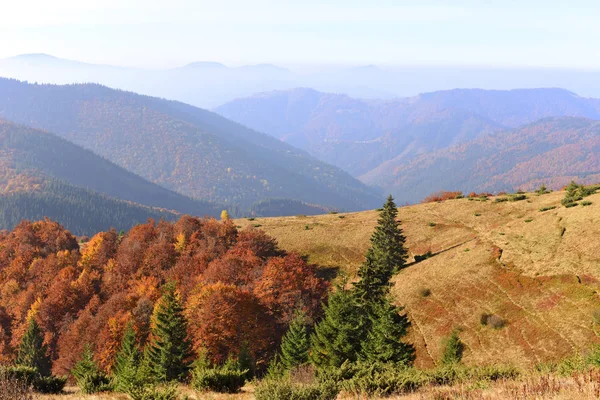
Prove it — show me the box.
[221,210,230,220]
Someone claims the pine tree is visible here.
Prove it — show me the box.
[310,285,364,369]
[279,310,310,371]
[146,282,193,382]
[15,317,52,377]
[359,300,415,365]
[112,323,141,391]
[441,329,464,365]
[354,195,407,305]
[71,344,111,394]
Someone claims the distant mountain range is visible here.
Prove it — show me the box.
[217,88,600,202]
[0,78,381,214]
[363,117,600,203]
[4,54,600,108]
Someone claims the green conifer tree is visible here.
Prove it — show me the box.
[359,301,415,365]
[15,317,52,377]
[146,282,193,382]
[71,344,111,394]
[279,310,310,371]
[112,323,141,391]
[309,285,363,369]
[441,329,464,365]
[354,195,407,305]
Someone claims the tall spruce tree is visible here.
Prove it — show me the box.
[359,300,415,365]
[309,285,364,369]
[146,282,193,382]
[353,195,407,305]
[15,317,52,377]
[112,322,142,391]
[279,310,310,371]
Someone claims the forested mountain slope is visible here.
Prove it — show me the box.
[216,88,600,176]
[362,117,600,203]
[0,179,178,235]
[0,78,381,211]
[0,119,219,216]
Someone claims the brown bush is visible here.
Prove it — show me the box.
[422,191,463,203]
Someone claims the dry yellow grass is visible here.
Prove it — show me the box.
[237,191,600,369]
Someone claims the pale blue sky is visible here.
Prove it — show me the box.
[1,0,599,69]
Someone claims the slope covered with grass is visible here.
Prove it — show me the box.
[237,189,600,368]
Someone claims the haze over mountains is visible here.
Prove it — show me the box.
[217,87,600,203]
[0,78,380,215]
[3,53,600,108]
[3,54,600,224]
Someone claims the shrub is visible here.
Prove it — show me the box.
[422,191,463,203]
[126,384,179,400]
[495,197,509,203]
[255,379,339,400]
[428,222,436,227]
[441,330,464,365]
[33,376,68,394]
[0,366,66,394]
[414,251,433,262]
[418,288,431,298]
[192,367,247,393]
[509,194,527,202]
[253,224,262,228]
[474,213,481,217]
[565,202,578,208]
[328,211,338,215]
[71,346,112,394]
[582,201,592,206]
[480,314,506,329]
[339,363,425,397]
[77,372,112,394]
[539,206,556,212]
[562,181,597,206]
[247,217,255,221]
[0,370,33,400]
[536,185,550,195]
[426,364,519,386]
[524,219,533,223]
[338,215,345,219]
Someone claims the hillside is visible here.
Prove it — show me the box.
[0,179,178,236]
[362,117,600,203]
[0,78,381,212]
[216,88,600,177]
[0,119,220,216]
[236,189,600,368]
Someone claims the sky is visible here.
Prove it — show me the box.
[1,0,599,69]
